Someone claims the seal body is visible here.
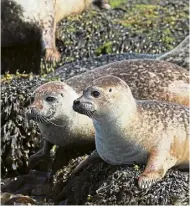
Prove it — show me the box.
[1,0,110,62]
[66,60,190,106]
[95,101,189,167]
[73,75,189,189]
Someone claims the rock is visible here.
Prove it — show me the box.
[31,183,52,196]
[2,170,51,196]
[1,76,47,176]
[54,159,189,205]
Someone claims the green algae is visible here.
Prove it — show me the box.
[109,0,127,8]
[95,42,113,55]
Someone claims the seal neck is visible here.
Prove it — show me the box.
[93,97,138,135]
[97,96,137,123]
[71,110,93,128]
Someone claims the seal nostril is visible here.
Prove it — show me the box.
[74,99,80,105]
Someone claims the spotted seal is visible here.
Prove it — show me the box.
[1,0,110,62]
[27,59,189,169]
[73,75,189,189]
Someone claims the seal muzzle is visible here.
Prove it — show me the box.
[73,98,95,115]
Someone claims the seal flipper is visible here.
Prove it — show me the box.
[138,148,177,189]
[40,0,61,62]
[71,150,100,176]
[28,140,53,170]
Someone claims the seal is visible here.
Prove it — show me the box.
[1,0,110,62]
[73,75,189,189]
[66,59,190,106]
[27,59,189,169]
[27,81,94,169]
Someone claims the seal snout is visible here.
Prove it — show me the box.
[73,97,95,115]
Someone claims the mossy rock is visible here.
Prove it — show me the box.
[2,0,188,74]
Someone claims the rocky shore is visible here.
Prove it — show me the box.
[1,0,189,205]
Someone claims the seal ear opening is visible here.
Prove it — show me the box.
[109,88,112,92]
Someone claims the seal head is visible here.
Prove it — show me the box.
[27,81,78,125]
[73,75,134,120]
[26,81,95,169]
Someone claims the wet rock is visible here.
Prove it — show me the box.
[31,183,52,196]
[2,170,51,196]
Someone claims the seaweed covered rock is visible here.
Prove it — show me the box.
[2,0,189,74]
[1,76,47,177]
[54,160,189,205]
[1,193,37,205]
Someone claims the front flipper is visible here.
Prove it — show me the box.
[138,148,177,189]
[28,140,53,170]
[72,150,100,175]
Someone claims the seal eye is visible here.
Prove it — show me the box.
[46,96,56,102]
[91,90,100,98]
[109,88,112,92]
